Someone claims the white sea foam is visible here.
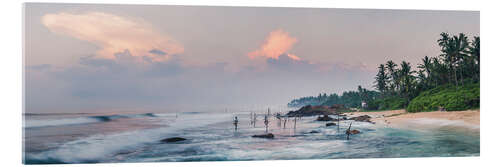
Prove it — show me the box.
[27,112,232,163]
[25,112,480,163]
[410,118,479,129]
[24,117,102,128]
[24,113,163,128]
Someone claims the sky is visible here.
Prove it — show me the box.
[24,3,479,113]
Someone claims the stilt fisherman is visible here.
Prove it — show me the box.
[233,116,239,131]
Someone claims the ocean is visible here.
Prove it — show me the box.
[23,110,480,164]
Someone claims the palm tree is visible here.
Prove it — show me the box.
[357,85,364,100]
[438,32,469,87]
[452,33,470,86]
[416,69,427,91]
[417,56,432,89]
[430,57,447,86]
[399,61,415,105]
[385,60,398,94]
[374,64,388,95]
[438,32,454,86]
[357,85,370,105]
[470,36,480,65]
[467,36,480,81]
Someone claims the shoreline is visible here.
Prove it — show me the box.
[349,109,480,132]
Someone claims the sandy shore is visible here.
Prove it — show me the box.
[349,109,480,131]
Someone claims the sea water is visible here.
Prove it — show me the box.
[23,111,479,164]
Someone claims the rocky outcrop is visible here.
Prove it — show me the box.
[160,137,187,143]
[346,129,360,135]
[326,122,336,126]
[348,115,372,122]
[316,115,334,121]
[331,104,346,109]
[309,130,320,133]
[287,105,331,117]
[252,133,274,139]
[287,105,351,117]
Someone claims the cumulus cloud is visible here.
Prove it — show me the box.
[29,20,376,113]
[26,53,375,113]
[248,29,299,60]
[41,12,184,62]
[266,53,309,69]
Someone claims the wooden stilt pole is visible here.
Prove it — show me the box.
[346,122,352,140]
[264,115,269,133]
[283,117,287,129]
[294,116,297,129]
[337,113,340,132]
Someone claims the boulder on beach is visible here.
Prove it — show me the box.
[252,133,274,139]
[349,115,372,122]
[331,104,346,109]
[286,104,354,117]
[326,122,336,126]
[348,130,360,134]
[309,130,320,133]
[286,105,332,117]
[316,115,334,121]
[160,137,187,143]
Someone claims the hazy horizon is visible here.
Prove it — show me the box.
[24,3,479,113]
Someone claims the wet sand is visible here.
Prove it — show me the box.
[349,109,480,131]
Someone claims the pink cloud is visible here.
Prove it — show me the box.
[41,12,184,62]
[248,29,299,60]
[286,53,301,61]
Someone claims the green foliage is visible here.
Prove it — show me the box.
[406,82,479,112]
[366,96,407,110]
[288,32,479,113]
[287,94,328,107]
[288,86,380,108]
[374,64,389,93]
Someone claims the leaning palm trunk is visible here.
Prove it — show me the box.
[448,63,454,86]
[459,64,464,86]
[454,68,458,90]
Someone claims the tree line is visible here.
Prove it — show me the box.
[288,32,479,111]
[287,86,380,108]
[372,32,479,110]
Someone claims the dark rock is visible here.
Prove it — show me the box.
[309,130,320,133]
[286,104,356,117]
[160,137,187,143]
[252,133,274,139]
[349,115,372,122]
[290,134,307,137]
[326,122,336,126]
[331,104,346,109]
[316,115,334,121]
[350,130,360,134]
[287,105,335,117]
[345,129,361,135]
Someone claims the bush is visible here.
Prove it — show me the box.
[407,82,479,113]
[367,96,407,111]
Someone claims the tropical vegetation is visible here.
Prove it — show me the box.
[288,32,480,112]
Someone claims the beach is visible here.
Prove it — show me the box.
[350,110,480,132]
[24,109,480,164]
